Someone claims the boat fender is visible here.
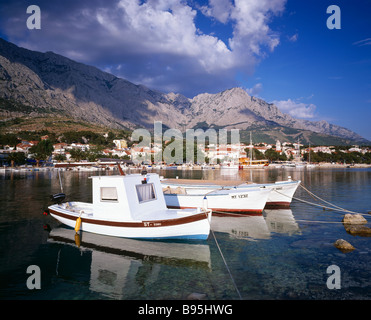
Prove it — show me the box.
[75,216,82,233]
[203,196,208,209]
[74,233,81,247]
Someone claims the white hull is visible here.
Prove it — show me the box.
[49,202,211,240]
[165,188,270,213]
[244,180,301,208]
[162,179,300,209]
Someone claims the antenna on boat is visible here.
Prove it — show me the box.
[50,168,66,204]
[58,168,64,193]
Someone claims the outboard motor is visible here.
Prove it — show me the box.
[50,193,66,204]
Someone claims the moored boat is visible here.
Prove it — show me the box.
[162,179,271,214]
[48,173,212,240]
[238,178,301,208]
[161,177,300,209]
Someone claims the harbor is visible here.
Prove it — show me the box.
[1,160,371,173]
[0,166,370,300]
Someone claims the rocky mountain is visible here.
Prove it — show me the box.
[185,88,366,142]
[0,38,368,144]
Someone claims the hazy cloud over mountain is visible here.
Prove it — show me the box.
[272,99,317,119]
[0,0,286,97]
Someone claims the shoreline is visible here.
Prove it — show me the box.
[313,163,371,169]
[1,162,371,173]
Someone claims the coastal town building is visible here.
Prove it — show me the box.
[1,136,370,166]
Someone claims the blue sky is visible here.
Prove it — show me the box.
[0,0,370,140]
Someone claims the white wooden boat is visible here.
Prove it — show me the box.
[161,177,300,209]
[238,179,301,208]
[220,162,239,170]
[162,180,271,214]
[48,173,212,240]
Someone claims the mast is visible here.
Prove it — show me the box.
[249,132,252,166]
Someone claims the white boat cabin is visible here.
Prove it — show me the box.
[91,174,167,221]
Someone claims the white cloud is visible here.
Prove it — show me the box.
[91,0,287,92]
[200,0,233,24]
[272,99,317,119]
[353,38,371,46]
[246,83,263,96]
[1,0,287,96]
[228,0,285,54]
[288,33,298,42]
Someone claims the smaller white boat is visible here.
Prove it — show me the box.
[220,162,239,170]
[161,177,300,209]
[162,179,271,214]
[48,173,211,240]
[282,162,296,168]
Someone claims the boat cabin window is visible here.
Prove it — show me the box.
[136,183,156,203]
[100,187,118,202]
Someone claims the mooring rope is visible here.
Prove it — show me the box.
[295,219,345,224]
[299,184,362,214]
[210,228,243,300]
[273,185,369,217]
[202,208,242,300]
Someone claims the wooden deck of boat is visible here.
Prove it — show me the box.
[162,179,252,186]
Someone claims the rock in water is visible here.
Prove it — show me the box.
[344,225,371,236]
[334,239,355,253]
[342,214,367,225]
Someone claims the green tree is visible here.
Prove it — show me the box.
[264,148,280,161]
[29,140,54,166]
[7,152,26,167]
[54,154,67,162]
[69,148,86,161]
[0,133,19,148]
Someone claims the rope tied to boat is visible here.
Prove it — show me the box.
[201,202,242,300]
[273,183,369,217]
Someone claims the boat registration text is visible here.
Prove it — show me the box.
[231,194,248,199]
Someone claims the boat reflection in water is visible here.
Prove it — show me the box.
[211,209,301,241]
[48,227,211,299]
[264,209,301,236]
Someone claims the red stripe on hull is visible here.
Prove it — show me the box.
[49,209,209,228]
[264,202,291,209]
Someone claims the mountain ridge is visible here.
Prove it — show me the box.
[0,38,368,144]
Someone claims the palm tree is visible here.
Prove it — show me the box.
[29,140,54,167]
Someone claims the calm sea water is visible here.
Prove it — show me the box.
[0,167,370,300]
